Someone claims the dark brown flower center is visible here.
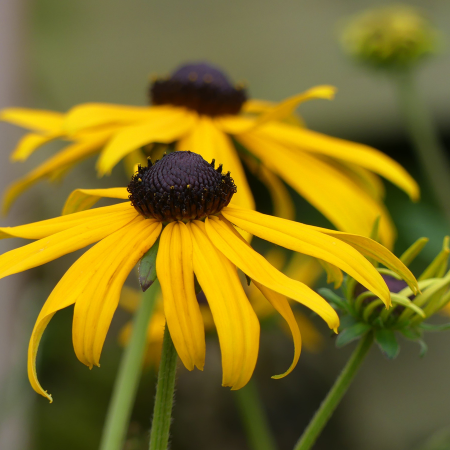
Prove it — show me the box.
[127,151,236,222]
[150,62,247,117]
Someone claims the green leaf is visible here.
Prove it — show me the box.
[336,323,371,348]
[375,329,399,359]
[419,322,450,332]
[138,238,159,292]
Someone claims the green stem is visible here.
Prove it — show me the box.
[293,333,373,450]
[234,379,278,450]
[149,324,178,450]
[99,283,158,450]
[394,70,450,223]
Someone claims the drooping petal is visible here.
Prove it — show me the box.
[62,188,129,215]
[72,218,161,368]
[10,132,63,161]
[188,220,260,390]
[242,157,294,220]
[221,206,392,307]
[0,207,138,278]
[0,203,134,240]
[96,108,197,176]
[2,131,112,214]
[176,116,254,210]
[1,108,63,132]
[238,132,395,248]
[64,103,155,133]
[335,163,385,200]
[156,222,205,370]
[27,218,160,400]
[206,216,339,330]
[256,122,419,201]
[253,282,301,378]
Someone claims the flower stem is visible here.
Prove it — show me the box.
[234,379,278,450]
[99,283,158,450]
[293,332,373,450]
[394,69,450,223]
[149,324,178,450]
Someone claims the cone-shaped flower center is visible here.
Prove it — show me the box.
[128,151,237,222]
[150,62,247,116]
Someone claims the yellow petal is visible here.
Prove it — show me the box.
[206,216,339,330]
[28,218,160,400]
[156,222,205,370]
[64,103,157,133]
[73,218,161,367]
[62,188,129,215]
[222,206,392,307]
[2,131,112,214]
[285,253,323,287]
[257,122,419,201]
[188,220,260,390]
[336,163,385,200]
[176,116,255,211]
[254,86,336,126]
[253,282,301,378]
[123,148,149,178]
[0,203,133,240]
[1,108,63,132]
[238,132,395,248]
[242,156,294,220]
[10,132,63,161]
[0,207,138,278]
[314,227,419,294]
[97,108,196,176]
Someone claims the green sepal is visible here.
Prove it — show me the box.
[336,323,371,348]
[400,327,422,340]
[338,314,358,331]
[138,238,159,292]
[318,288,352,314]
[419,322,450,332]
[399,237,428,266]
[375,329,400,359]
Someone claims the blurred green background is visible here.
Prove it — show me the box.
[1,1,450,449]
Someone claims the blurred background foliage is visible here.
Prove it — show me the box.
[1,1,450,449]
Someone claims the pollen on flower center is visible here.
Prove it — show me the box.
[128,151,237,222]
[150,62,247,116]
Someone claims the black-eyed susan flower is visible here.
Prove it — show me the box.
[1,62,419,248]
[0,151,418,401]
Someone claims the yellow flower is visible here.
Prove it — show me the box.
[1,62,419,247]
[0,151,418,401]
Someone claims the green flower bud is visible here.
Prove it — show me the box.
[340,5,438,69]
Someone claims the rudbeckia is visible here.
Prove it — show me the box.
[0,151,418,401]
[1,62,419,247]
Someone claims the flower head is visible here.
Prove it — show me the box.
[1,61,419,247]
[151,62,247,116]
[325,235,450,358]
[341,5,438,69]
[0,151,417,401]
